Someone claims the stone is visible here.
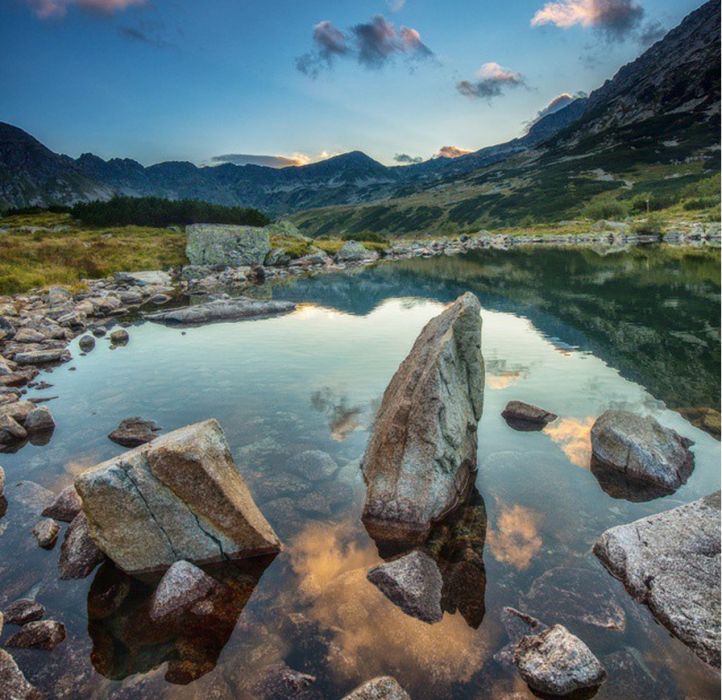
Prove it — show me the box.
[591,411,694,492]
[4,599,45,625]
[109,328,129,345]
[594,491,720,667]
[46,287,72,305]
[513,624,606,696]
[13,328,46,343]
[78,335,95,352]
[0,649,39,700]
[186,224,271,266]
[58,512,105,579]
[13,349,67,365]
[75,419,281,575]
[335,240,378,263]
[0,400,34,423]
[114,270,172,287]
[42,485,83,522]
[118,290,144,305]
[0,356,13,376]
[6,620,66,650]
[367,550,443,623]
[108,416,161,447]
[146,297,296,325]
[501,400,557,430]
[0,316,16,340]
[341,676,410,700]
[149,560,218,622]
[286,450,338,481]
[91,326,107,337]
[250,663,317,699]
[23,406,55,433]
[32,518,60,548]
[362,292,484,542]
[0,415,26,444]
[494,607,548,666]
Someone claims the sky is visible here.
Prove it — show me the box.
[0,0,706,167]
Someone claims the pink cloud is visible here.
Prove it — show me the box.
[531,0,644,40]
[27,0,146,19]
[434,145,472,159]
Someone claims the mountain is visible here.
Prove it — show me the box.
[0,0,718,225]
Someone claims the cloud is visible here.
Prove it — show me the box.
[26,0,146,19]
[434,145,472,159]
[638,20,666,46]
[211,153,314,168]
[387,0,406,11]
[456,62,525,101]
[297,15,433,76]
[531,0,644,41]
[394,153,424,164]
[525,90,587,128]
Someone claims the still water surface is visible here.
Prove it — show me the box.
[1,246,720,698]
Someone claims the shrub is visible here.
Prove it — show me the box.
[632,214,664,235]
[683,197,719,210]
[582,199,629,221]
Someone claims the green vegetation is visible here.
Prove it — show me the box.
[72,196,270,228]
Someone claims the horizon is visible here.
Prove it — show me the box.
[0,0,704,168]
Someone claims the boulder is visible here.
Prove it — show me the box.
[513,624,606,696]
[0,415,26,444]
[146,297,296,325]
[501,400,557,430]
[335,240,378,263]
[75,419,281,575]
[13,349,67,365]
[23,406,55,434]
[58,512,105,579]
[109,328,129,345]
[32,518,60,549]
[367,550,443,623]
[42,485,82,522]
[108,416,161,447]
[594,491,720,667]
[362,292,484,542]
[0,649,39,700]
[6,620,66,650]
[494,607,547,666]
[342,676,410,700]
[591,411,694,492]
[149,560,218,622]
[0,400,34,424]
[186,224,271,266]
[114,270,172,287]
[78,335,95,352]
[4,599,45,625]
[13,328,46,343]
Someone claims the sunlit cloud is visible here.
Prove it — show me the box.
[27,0,146,19]
[487,501,543,570]
[457,62,525,101]
[209,151,335,169]
[544,416,594,468]
[434,145,472,159]
[531,0,644,41]
[486,370,526,391]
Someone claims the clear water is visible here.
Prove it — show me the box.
[1,246,719,699]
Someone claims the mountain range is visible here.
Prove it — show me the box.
[0,0,719,234]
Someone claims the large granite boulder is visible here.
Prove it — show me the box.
[186,224,271,266]
[146,297,296,325]
[75,419,281,575]
[590,411,694,492]
[362,292,484,542]
[335,240,378,263]
[594,492,720,667]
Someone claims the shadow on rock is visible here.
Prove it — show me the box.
[590,458,676,502]
[87,555,275,685]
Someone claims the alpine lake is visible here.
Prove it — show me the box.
[1,244,720,699]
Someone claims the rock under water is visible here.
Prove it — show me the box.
[146,297,296,325]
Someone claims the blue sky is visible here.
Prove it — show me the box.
[0,0,705,166]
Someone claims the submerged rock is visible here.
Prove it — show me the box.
[146,297,296,325]
[590,411,694,492]
[494,607,547,667]
[58,512,105,579]
[6,620,66,650]
[42,485,82,522]
[109,328,129,345]
[286,449,338,481]
[23,406,55,434]
[513,624,606,696]
[108,417,161,447]
[78,335,95,352]
[362,292,484,542]
[367,550,443,623]
[249,663,317,699]
[75,419,281,575]
[0,649,39,699]
[186,224,271,266]
[594,491,721,667]
[501,400,557,431]
[342,676,411,700]
[32,518,60,549]
[149,560,218,622]
[4,599,45,625]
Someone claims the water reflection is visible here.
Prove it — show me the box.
[544,417,594,469]
[487,500,543,571]
[310,387,364,442]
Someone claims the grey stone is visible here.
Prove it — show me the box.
[362,292,484,542]
[335,240,378,263]
[78,335,95,351]
[502,400,557,430]
[108,416,161,447]
[149,560,218,622]
[341,676,410,700]
[42,485,83,522]
[32,518,60,548]
[186,224,271,266]
[146,297,296,325]
[6,620,66,650]
[367,550,443,623]
[58,512,105,579]
[13,328,46,343]
[513,624,606,696]
[0,415,26,444]
[286,449,338,481]
[109,328,129,345]
[13,349,67,365]
[494,607,548,666]
[46,287,72,305]
[114,270,172,287]
[594,491,720,667]
[75,419,281,575]
[23,406,55,433]
[0,649,39,699]
[4,599,45,625]
[591,411,694,492]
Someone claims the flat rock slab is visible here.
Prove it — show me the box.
[594,491,721,667]
[342,676,411,700]
[513,624,606,696]
[114,270,172,287]
[108,417,162,447]
[6,620,66,650]
[13,349,68,365]
[590,411,694,493]
[75,419,281,575]
[146,297,296,325]
[362,292,484,542]
[367,550,443,623]
[502,400,557,431]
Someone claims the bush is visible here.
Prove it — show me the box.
[683,197,719,210]
[582,199,629,221]
[629,193,678,213]
[632,214,664,235]
[71,196,270,228]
